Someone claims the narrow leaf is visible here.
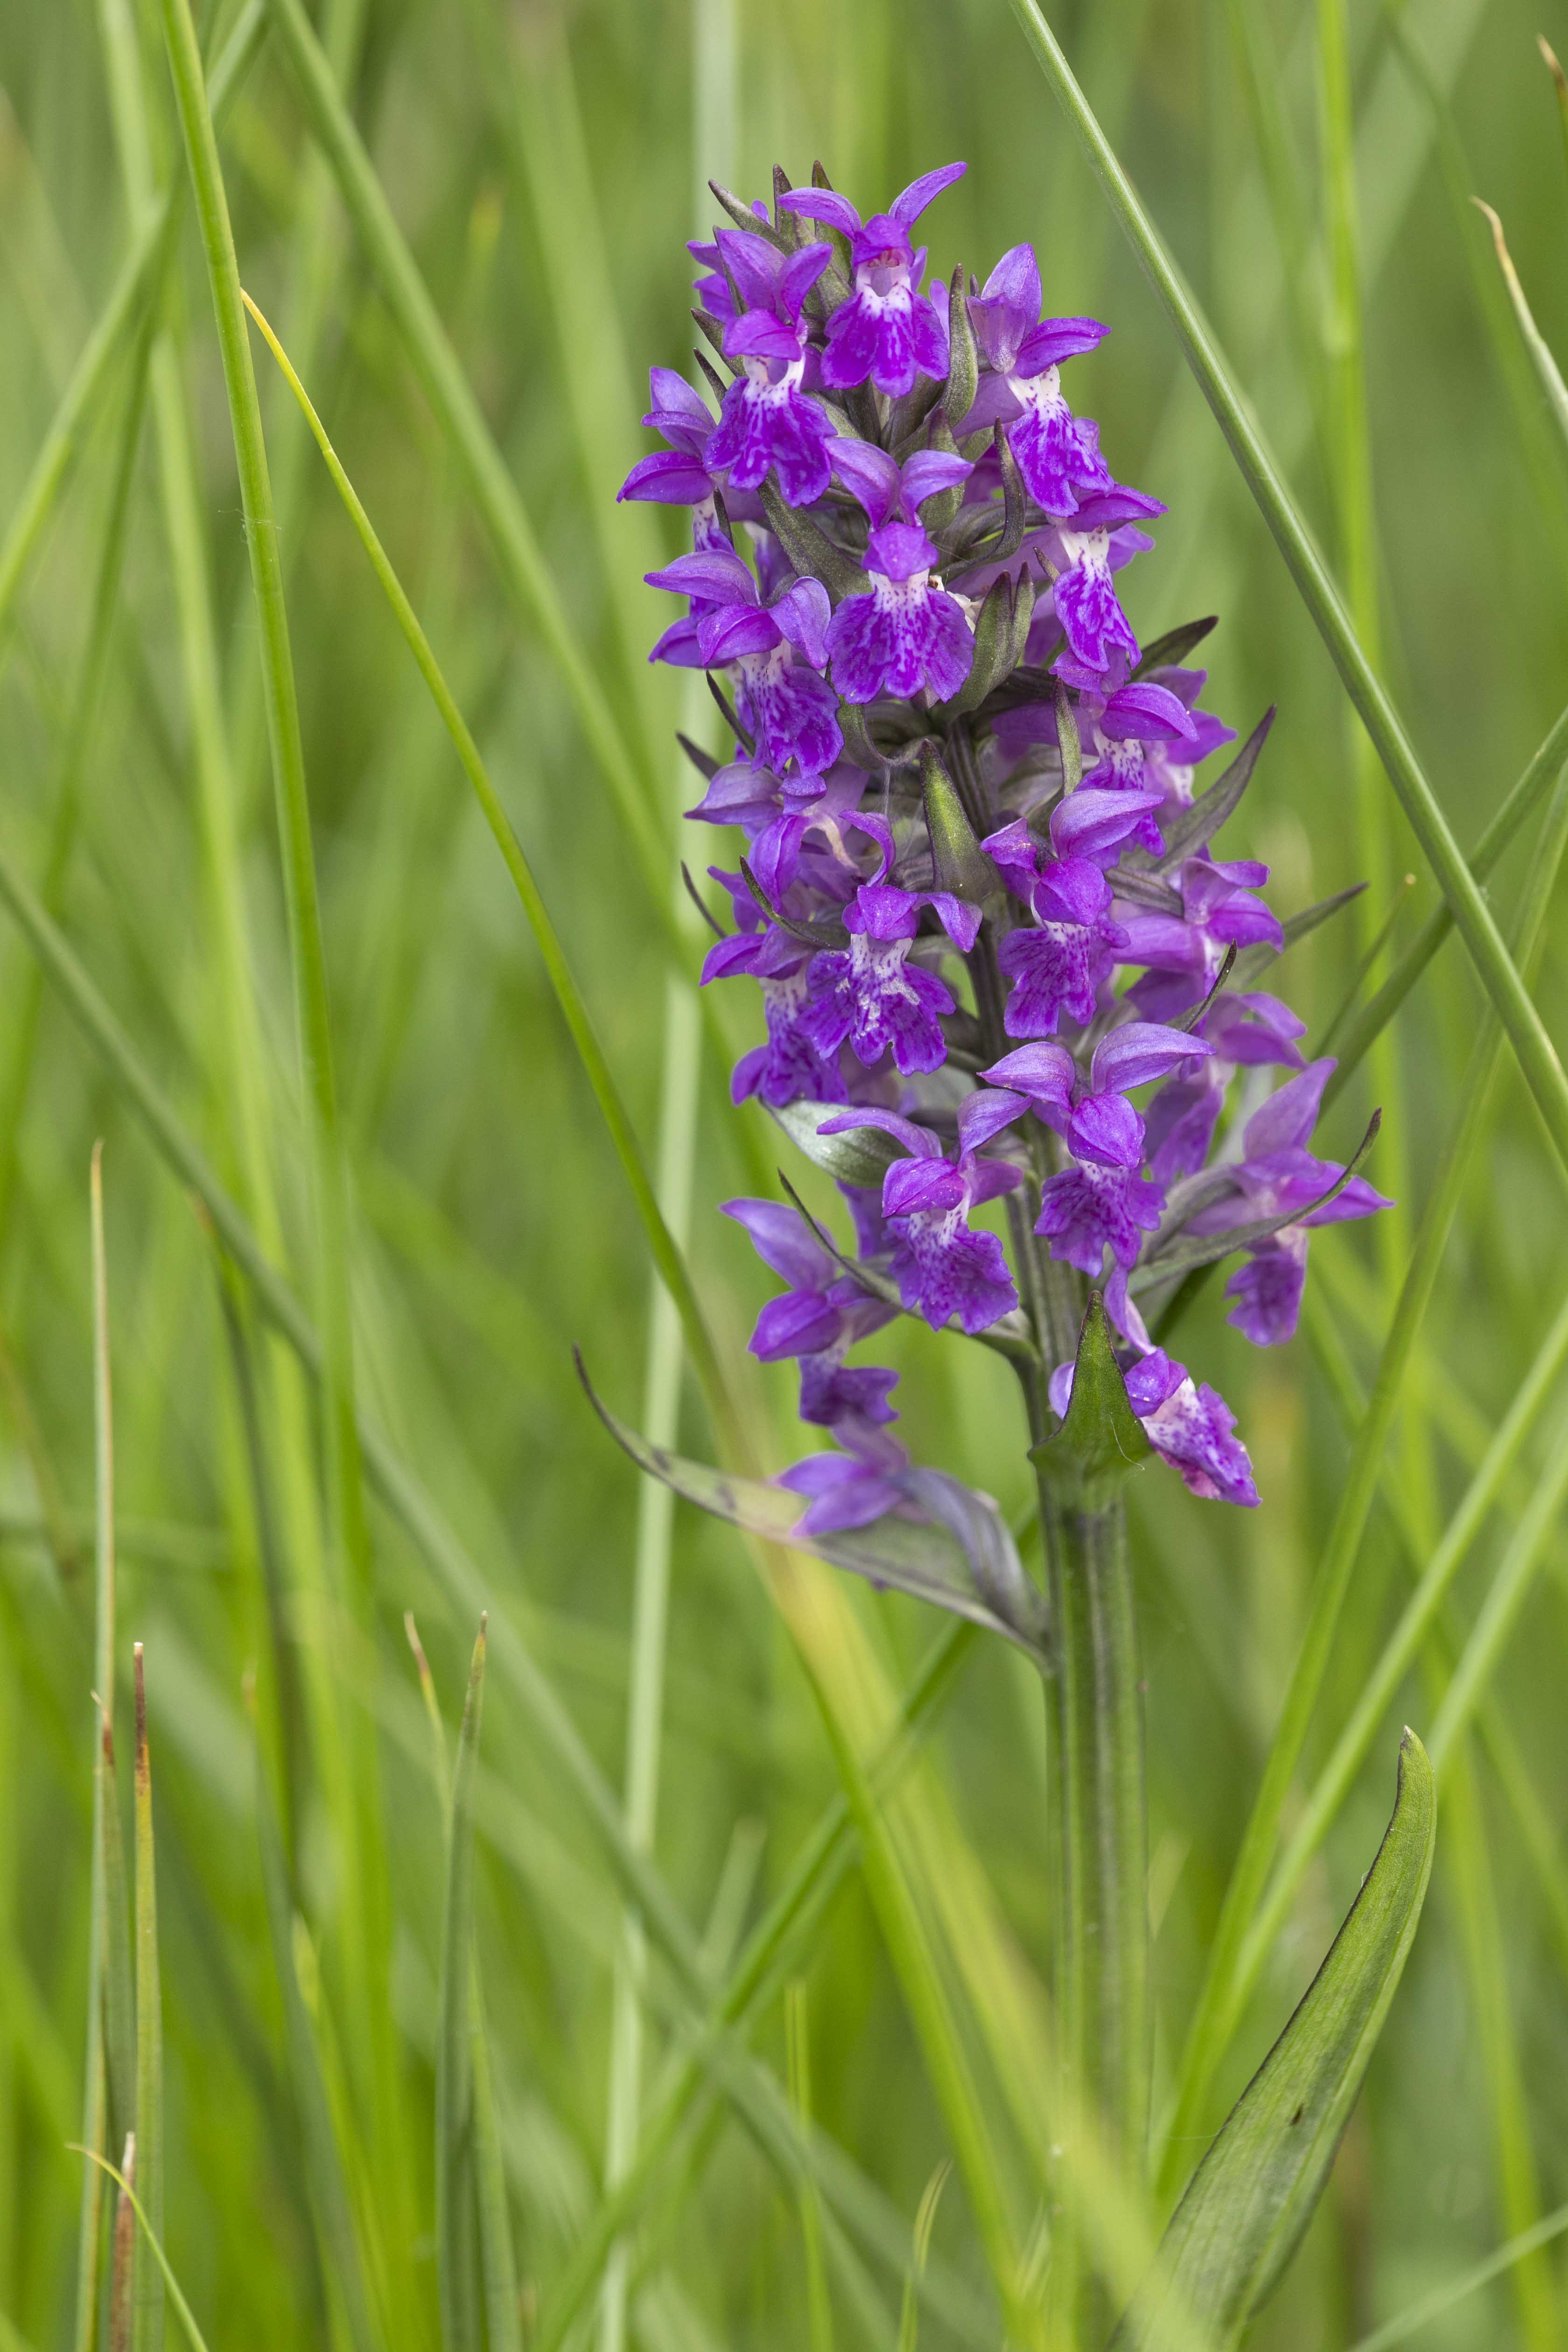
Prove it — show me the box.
[71,2151,213,2352]
[438,1621,488,2352]
[99,1719,135,2159]
[1132,615,1218,677]
[1151,709,1274,874]
[760,478,866,600]
[579,1359,1047,1655]
[1030,1293,1151,1508]
[131,1647,162,2352]
[1114,1731,1435,2348]
[1472,201,1568,452]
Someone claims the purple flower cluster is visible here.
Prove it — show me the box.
[623,162,1389,1529]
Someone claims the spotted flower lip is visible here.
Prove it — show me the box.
[824,524,975,704]
[777,163,967,397]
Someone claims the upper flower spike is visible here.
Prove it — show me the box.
[777,163,966,397]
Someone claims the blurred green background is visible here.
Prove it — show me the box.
[0,0,1566,2344]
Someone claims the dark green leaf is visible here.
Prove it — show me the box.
[1113,1731,1435,2349]
[943,266,979,435]
[1131,615,1218,677]
[1152,710,1274,874]
[1029,1293,1151,1508]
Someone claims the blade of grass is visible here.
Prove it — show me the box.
[1007,0,1568,1185]
[237,290,732,1432]
[1156,757,1568,2200]
[71,1145,119,2352]
[72,2153,210,2352]
[1438,1746,1556,2350]
[786,1984,836,2352]
[1471,196,1568,446]
[1347,2198,1568,2351]
[1239,1274,1568,2004]
[437,1621,487,2352]
[130,1646,161,2352]
[259,0,667,889]
[599,15,735,2344]
[157,0,411,2249]
[0,1,266,656]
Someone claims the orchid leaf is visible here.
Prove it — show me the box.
[1113,1732,1435,2349]
[1151,709,1275,874]
[579,1360,1048,1657]
[1132,615,1218,677]
[770,1099,906,1189]
[1030,1292,1151,1507]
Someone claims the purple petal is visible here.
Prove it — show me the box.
[889,161,967,228]
[1091,1020,1214,1095]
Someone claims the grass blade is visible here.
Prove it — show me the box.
[130,1646,161,2352]
[72,1145,119,2352]
[73,2152,211,2352]
[1006,0,1568,1186]
[260,0,668,891]
[237,291,731,1428]
[1347,2199,1568,2351]
[437,1620,488,2352]
[99,1713,135,2164]
[1471,200,1568,452]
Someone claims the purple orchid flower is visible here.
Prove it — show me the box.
[984,848,1128,1036]
[776,1422,917,1534]
[803,881,980,1077]
[722,1198,899,1448]
[830,441,974,528]
[1120,852,1286,1022]
[1049,1347,1259,1506]
[1187,1059,1391,1346]
[701,905,845,1108]
[825,523,975,704]
[702,231,839,507]
[960,245,1116,515]
[1046,488,1166,678]
[617,368,733,558]
[645,547,842,778]
[981,1021,1212,1170]
[686,761,890,903]
[820,1103,1023,1334]
[777,163,966,397]
[1142,989,1306,1185]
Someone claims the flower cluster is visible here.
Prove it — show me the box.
[622,161,1389,1530]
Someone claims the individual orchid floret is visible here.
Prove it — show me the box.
[1186,1059,1391,1346]
[1035,1152,1165,1279]
[803,882,979,1077]
[777,163,966,396]
[961,246,1116,515]
[1142,990,1306,1185]
[703,231,838,506]
[722,1199,899,1448]
[988,851,1127,1036]
[1049,1347,1259,1507]
[645,548,842,777]
[686,762,886,903]
[776,1422,917,1534]
[617,368,731,554]
[1120,853,1285,1021]
[983,1023,1211,1171]
[830,441,974,529]
[821,1105,1022,1335]
[701,911,844,1107]
[825,524,975,704]
[1049,488,1166,678]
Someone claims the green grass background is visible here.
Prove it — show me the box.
[0,0,1567,2344]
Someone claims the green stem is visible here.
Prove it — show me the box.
[1037,1484,1147,2344]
